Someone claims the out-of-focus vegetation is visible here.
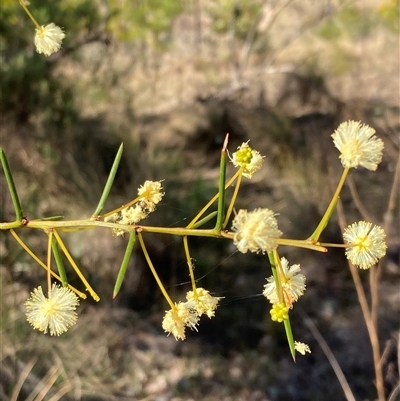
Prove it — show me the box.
[1,0,399,400]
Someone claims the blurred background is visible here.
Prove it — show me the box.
[1,0,399,400]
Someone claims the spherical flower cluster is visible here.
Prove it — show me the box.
[25,284,79,336]
[331,121,384,171]
[121,205,147,224]
[294,341,311,355]
[138,180,164,208]
[229,142,264,178]
[162,287,221,340]
[107,206,145,236]
[263,257,306,308]
[343,221,387,269]
[34,23,65,56]
[162,302,200,340]
[231,208,282,254]
[106,180,164,236]
[186,287,222,318]
[270,302,289,322]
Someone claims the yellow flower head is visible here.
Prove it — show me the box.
[108,204,149,237]
[138,180,164,207]
[34,23,65,56]
[343,221,387,269]
[120,205,147,225]
[294,341,311,355]
[231,208,282,254]
[25,284,79,336]
[263,257,306,308]
[230,142,264,178]
[331,121,384,170]
[186,287,222,318]
[162,307,186,340]
[162,302,199,340]
[270,302,289,322]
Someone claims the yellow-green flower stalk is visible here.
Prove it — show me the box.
[52,230,99,301]
[10,229,86,299]
[18,1,65,56]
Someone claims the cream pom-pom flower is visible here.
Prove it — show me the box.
[294,341,311,355]
[186,287,222,318]
[138,180,164,208]
[229,142,264,178]
[231,208,282,254]
[162,302,200,340]
[343,221,387,269]
[263,257,306,308]
[331,120,384,171]
[34,23,65,56]
[25,284,79,336]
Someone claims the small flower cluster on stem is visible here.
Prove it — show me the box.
[18,0,65,56]
[162,288,222,340]
[226,123,387,359]
[229,141,264,178]
[105,180,164,236]
[263,257,306,308]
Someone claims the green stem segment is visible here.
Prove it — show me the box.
[309,167,349,242]
[277,238,327,252]
[223,169,242,229]
[92,143,124,217]
[51,236,68,287]
[0,148,23,221]
[186,164,240,229]
[214,135,228,231]
[47,232,53,292]
[268,251,295,361]
[113,230,136,298]
[183,236,197,293]
[284,318,296,361]
[191,211,218,228]
[268,251,283,303]
[52,230,100,301]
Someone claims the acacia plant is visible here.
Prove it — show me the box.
[1,121,387,356]
[1,2,396,401]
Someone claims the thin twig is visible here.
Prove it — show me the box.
[379,151,400,281]
[336,199,385,401]
[388,332,400,401]
[301,311,356,401]
[388,333,400,401]
[346,175,373,223]
[388,333,400,400]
